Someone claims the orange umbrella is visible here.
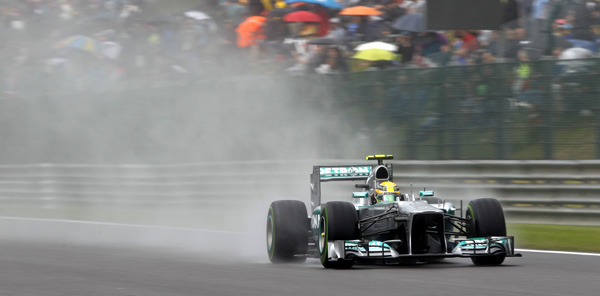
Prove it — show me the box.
[339,6,382,16]
[236,16,266,48]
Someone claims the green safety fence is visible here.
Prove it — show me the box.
[300,58,600,160]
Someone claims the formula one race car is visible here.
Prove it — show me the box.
[266,155,521,268]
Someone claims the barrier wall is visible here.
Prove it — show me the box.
[0,160,598,226]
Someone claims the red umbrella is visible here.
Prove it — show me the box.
[283,10,322,23]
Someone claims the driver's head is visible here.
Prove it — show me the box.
[375,181,400,203]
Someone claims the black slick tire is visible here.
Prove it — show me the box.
[318,201,358,269]
[466,198,507,266]
[266,200,309,263]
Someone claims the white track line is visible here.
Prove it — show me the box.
[0,216,242,234]
[516,249,600,256]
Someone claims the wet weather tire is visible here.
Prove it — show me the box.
[267,200,309,263]
[318,201,359,269]
[466,198,507,266]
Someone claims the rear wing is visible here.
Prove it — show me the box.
[317,165,372,181]
[310,162,393,211]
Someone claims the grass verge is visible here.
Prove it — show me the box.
[508,223,600,253]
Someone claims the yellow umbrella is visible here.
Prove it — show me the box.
[352,48,397,61]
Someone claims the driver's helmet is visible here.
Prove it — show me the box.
[375,181,401,203]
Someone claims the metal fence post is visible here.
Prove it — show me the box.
[407,69,417,160]
[595,60,600,159]
[498,62,512,159]
[542,59,554,159]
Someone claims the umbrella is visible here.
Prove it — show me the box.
[184,11,211,21]
[391,13,426,32]
[283,11,322,23]
[308,37,339,45]
[285,0,342,9]
[53,35,100,53]
[559,47,594,60]
[339,6,382,16]
[101,41,122,60]
[558,47,595,74]
[352,48,397,61]
[355,41,397,52]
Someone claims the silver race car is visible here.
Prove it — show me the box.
[266,155,521,268]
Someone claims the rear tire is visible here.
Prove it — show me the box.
[466,198,507,266]
[318,201,358,269]
[267,200,309,263]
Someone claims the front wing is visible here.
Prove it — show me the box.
[324,236,521,262]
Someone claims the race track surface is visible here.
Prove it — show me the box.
[1,239,598,296]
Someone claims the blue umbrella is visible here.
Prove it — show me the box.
[391,13,427,32]
[285,0,342,10]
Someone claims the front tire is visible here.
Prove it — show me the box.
[466,198,507,265]
[318,201,358,269]
[267,200,309,263]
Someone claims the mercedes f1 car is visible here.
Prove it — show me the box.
[266,155,521,268]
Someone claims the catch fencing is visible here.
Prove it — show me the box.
[0,160,599,226]
[310,58,600,160]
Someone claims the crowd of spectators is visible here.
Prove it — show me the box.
[2,0,600,97]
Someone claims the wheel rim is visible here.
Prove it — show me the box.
[267,214,274,252]
[466,205,476,236]
[319,215,326,253]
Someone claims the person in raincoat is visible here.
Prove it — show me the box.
[236,15,267,61]
[236,15,266,48]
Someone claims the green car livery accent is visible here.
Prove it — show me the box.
[319,166,371,180]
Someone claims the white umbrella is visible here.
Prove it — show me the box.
[558,47,594,60]
[355,41,398,52]
[101,41,122,60]
[184,11,211,21]
[558,47,595,73]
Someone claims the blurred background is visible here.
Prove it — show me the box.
[1,0,600,162]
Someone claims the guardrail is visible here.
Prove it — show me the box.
[0,160,599,226]
[387,160,600,226]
